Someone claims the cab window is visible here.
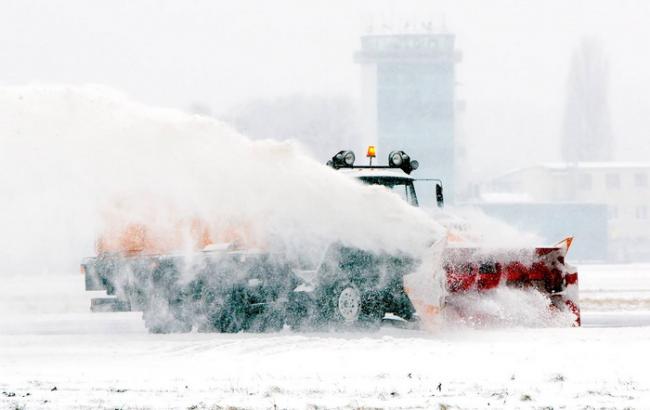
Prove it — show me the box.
[358,176,419,207]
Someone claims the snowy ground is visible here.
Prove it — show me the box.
[2,265,650,409]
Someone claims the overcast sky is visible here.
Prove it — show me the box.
[1,0,649,179]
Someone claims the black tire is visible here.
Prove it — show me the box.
[286,291,314,331]
[359,290,385,327]
[316,281,384,330]
[142,308,192,334]
[248,305,285,332]
[218,288,251,333]
[140,258,193,334]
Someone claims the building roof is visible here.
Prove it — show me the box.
[338,167,414,180]
[541,162,650,170]
[479,192,533,203]
[497,161,650,179]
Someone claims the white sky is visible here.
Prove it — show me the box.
[1,0,649,179]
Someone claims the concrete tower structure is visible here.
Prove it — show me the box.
[355,33,459,200]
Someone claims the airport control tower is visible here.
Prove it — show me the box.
[355,33,459,201]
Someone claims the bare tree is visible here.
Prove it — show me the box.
[562,38,614,162]
[224,95,361,162]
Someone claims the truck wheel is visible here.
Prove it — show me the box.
[337,284,362,322]
[286,291,314,330]
[322,282,383,330]
[253,307,285,332]
[360,290,385,326]
[142,293,192,334]
[218,288,250,333]
[142,310,192,334]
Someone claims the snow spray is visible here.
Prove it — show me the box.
[0,85,445,323]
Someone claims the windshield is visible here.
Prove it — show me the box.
[357,176,419,207]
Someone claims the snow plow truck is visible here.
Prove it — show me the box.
[81,148,580,332]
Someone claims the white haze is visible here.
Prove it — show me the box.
[442,206,544,248]
[1,0,649,179]
[0,85,443,277]
[0,0,625,325]
[0,85,568,328]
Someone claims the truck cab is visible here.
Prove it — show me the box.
[327,147,444,209]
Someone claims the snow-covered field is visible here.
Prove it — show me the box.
[1,264,650,409]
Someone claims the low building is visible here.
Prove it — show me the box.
[475,162,650,262]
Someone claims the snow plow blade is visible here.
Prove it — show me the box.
[442,237,580,326]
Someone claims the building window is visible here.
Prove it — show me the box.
[636,206,648,220]
[635,173,648,188]
[606,173,621,190]
[578,173,592,190]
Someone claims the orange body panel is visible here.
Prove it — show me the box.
[95,196,260,256]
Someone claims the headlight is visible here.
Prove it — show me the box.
[389,151,403,166]
[344,151,355,166]
[327,150,356,169]
[388,150,418,174]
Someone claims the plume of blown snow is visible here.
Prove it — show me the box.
[444,288,576,328]
[430,205,544,248]
[0,85,444,277]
